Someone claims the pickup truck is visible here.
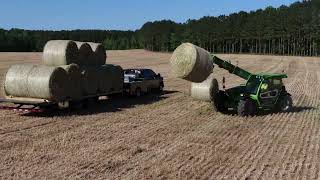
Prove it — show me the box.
[123,69,164,97]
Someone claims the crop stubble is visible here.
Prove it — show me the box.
[0,50,319,179]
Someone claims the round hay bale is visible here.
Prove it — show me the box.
[81,67,99,95]
[191,74,219,102]
[27,66,69,101]
[170,43,213,83]
[98,65,114,93]
[43,40,79,66]
[111,65,124,92]
[75,42,93,66]
[4,64,36,97]
[59,64,82,99]
[87,42,106,65]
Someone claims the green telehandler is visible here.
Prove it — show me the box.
[170,43,293,116]
[211,56,292,116]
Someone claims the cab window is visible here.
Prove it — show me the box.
[142,69,156,79]
[246,76,261,94]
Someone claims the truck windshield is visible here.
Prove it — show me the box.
[246,76,261,94]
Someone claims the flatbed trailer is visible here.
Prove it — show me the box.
[0,90,123,113]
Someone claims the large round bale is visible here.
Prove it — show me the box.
[108,64,123,92]
[27,66,69,101]
[59,64,82,99]
[170,43,213,83]
[81,67,99,95]
[43,40,79,66]
[190,74,219,102]
[4,64,36,97]
[87,42,106,65]
[97,65,114,93]
[75,41,93,66]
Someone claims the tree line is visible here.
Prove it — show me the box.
[0,29,140,52]
[0,0,319,56]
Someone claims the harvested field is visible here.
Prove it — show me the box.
[0,50,319,179]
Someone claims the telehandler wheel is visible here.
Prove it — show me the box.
[212,91,227,113]
[277,95,293,112]
[237,99,257,116]
[158,84,164,93]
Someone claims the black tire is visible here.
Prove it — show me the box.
[237,99,257,116]
[212,91,227,112]
[135,88,142,97]
[277,95,293,112]
[157,82,164,93]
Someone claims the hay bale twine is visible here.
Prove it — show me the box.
[4,64,36,97]
[59,64,82,99]
[81,67,99,95]
[43,40,79,66]
[87,42,106,65]
[170,43,213,83]
[27,66,69,101]
[75,41,93,66]
[191,74,219,102]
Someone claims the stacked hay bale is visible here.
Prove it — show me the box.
[110,64,124,92]
[87,42,107,65]
[96,64,123,94]
[4,65,69,101]
[59,64,82,100]
[4,39,122,102]
[81,66,99,95]
[75,42,93,66]
[43,40,79,66]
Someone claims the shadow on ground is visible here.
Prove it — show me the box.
[221,106,316,116]
[23,90,178,117]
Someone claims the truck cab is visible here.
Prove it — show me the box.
[123,69,164,96]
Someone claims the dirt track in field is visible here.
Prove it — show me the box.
[0,50,319,179]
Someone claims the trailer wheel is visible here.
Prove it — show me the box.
[58,101,70,109]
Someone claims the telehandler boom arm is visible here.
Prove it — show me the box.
[211,55,252,80]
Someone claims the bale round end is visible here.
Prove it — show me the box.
[170,43,197,78]
[81,67,99,95]
[191,74,219,102]
[170,43,213,83]
[87,42,106,65]
[4,64,36,97]
[75,42,93,66]
[59,64,82,99]
[43,40,79,66]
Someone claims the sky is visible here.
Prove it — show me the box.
[0,0,299,31]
